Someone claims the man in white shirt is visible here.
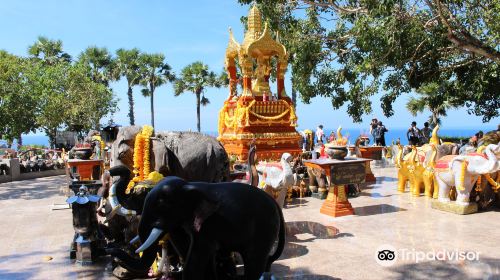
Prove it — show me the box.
[316,125,325,144]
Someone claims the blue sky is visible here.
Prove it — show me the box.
[1,0,498,134]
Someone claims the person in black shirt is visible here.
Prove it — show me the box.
[407,121,420,146]
[375,121,388,146]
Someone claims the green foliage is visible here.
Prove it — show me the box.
[0,51,39,142]
[237,0,500,122]
[77,46,115,86]
[0,37,117,147]
[174,62,225,132]
[406,81,457,126]
[28,36,71,64]
[440,136,469,144]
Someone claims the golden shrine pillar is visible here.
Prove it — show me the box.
[217,6,302,161]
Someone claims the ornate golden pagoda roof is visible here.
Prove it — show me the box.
[226,5,288,60]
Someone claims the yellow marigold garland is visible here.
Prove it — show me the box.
[126,125,154,194]
[484,173,500,192]
[458,160,468,191]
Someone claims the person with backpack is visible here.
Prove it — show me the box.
[420,122,432,144]
[375,121,388,146]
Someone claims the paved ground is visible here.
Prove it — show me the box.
[1,167,499,280]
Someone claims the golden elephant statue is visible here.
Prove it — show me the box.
[395,126,459,197]
[395,144,425,195]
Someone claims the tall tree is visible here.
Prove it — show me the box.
[237,0,500,122]
[0,51,39,147]
[77,46,115,86]
[64,63,117,133]
[174,62,223,132]
[406,82,457,127]
[115,48,141,125]
[24,61,69,147]
[139,53,175,128]
[27,36,71,64]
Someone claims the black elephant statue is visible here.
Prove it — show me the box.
[109,176,285,280]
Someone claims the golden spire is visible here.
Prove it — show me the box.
[243,5,262,48]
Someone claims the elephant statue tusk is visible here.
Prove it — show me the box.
[109,182,137,217]
[129,235,141,245]
[135,228,164,254]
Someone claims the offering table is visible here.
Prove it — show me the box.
[304,158,371,217]
[66,159,104,181]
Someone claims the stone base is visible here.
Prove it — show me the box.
[311,191,328,200]
[320,185,355,218]
[431,200,478,215]
[320,200,355,217]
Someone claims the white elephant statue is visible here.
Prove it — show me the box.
[434,143,500,209]
[257,153,294,209]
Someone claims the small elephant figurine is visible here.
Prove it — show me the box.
[109,177,285,280]
[307,166,328,195]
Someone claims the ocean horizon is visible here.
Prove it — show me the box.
[12,126,497,148]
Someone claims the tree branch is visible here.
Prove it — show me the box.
[300,0,368,14]
[433,0,500,62]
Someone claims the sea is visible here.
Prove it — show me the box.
[9,127,495,149]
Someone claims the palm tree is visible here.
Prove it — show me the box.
[115,48,141,125]
[77,46,114,86]
[28,36,71,64]
[174,62,224,132]
[406,82,457,127]
[139,53,175,128]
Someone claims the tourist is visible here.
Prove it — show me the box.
[475,130,484,140]
[328,131,335,143]
[420,122,431,144]
[316,125,325,144]
[407,121,420,146]
[299,131,307,151]
[375,121,388,146]
[370,118,378,143]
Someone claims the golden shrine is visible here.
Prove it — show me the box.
[217,6,302,160]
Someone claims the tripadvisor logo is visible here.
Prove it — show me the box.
[375,244,397,267]
[375,244,480,267]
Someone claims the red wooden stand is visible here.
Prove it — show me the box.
[320,185,355,217]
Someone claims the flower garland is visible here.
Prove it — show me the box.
[484,173,500,192]
[457,160,468,191]
[126,125,155,194]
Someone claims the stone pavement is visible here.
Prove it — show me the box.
[0,167,499,280]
